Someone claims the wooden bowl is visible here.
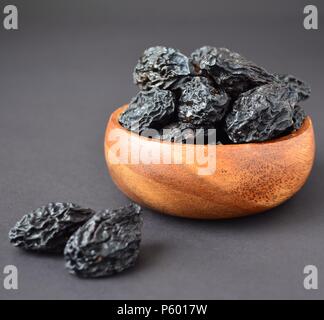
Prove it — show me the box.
[104,105,315,219]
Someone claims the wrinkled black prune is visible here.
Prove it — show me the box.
[190,46,217,74]
[157,122,197,143]
[198,47,276,97]
[225,83,299,143]
[293,105,307,130]
[133,46,191,90]
[178,77,230,127]
[64,203,142,278]
[9,203,95,253]
[119,88,175,133]
[275,73,311,102]
[156,122,224,145]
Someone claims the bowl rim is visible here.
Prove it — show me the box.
[108,104,313,148]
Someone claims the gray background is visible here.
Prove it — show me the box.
[0,0,323,299]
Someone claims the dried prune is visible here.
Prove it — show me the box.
[275,73,311,102]
[133,46,191,90]
[293,105,306,130]
[225,83,299,143]
[64,203,142,278]
[9,203,95,253]
[178,77,230,127]
[198,47,276,97]
[157,122,197,143]
[156,122,223,145]
[190,46,217,74]
[119,88,175,133]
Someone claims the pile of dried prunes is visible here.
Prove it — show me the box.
[119,46,310,144]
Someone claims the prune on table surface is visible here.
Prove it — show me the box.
[133,46,191,90]
[275,73,311,102]
[119,88,175,133]
[178,77,230,127]
[64,203,142,278]
[292,105,307,130]
[196,47,276,97]
[9,203,95,253]
[225,83,299,143]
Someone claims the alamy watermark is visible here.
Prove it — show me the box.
[1,4,320,31]
[107,127,217,175]
[303,5,318,30]
[3,265,18,290]
[303,265,318,290]
[2,263,319,291]
[1,5,319,31]
[2,5,18,30]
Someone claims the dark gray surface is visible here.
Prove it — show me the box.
[0,0,323,299]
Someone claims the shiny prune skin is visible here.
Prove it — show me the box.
[178,77,230,127]
[293,105,307,130]
[225,83,299,143]
[190,46,217,74]
[275,73,311,102]
[64,203,142,278]
[158,122,213,144]
[9,203,95,253]
[198,47,276,97]
[158,122,196,143]
[119,88,175,133]
[133,46,191,90]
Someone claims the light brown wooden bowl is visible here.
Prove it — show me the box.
[104,105,315,219]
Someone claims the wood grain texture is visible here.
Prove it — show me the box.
[104,105,315,219]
